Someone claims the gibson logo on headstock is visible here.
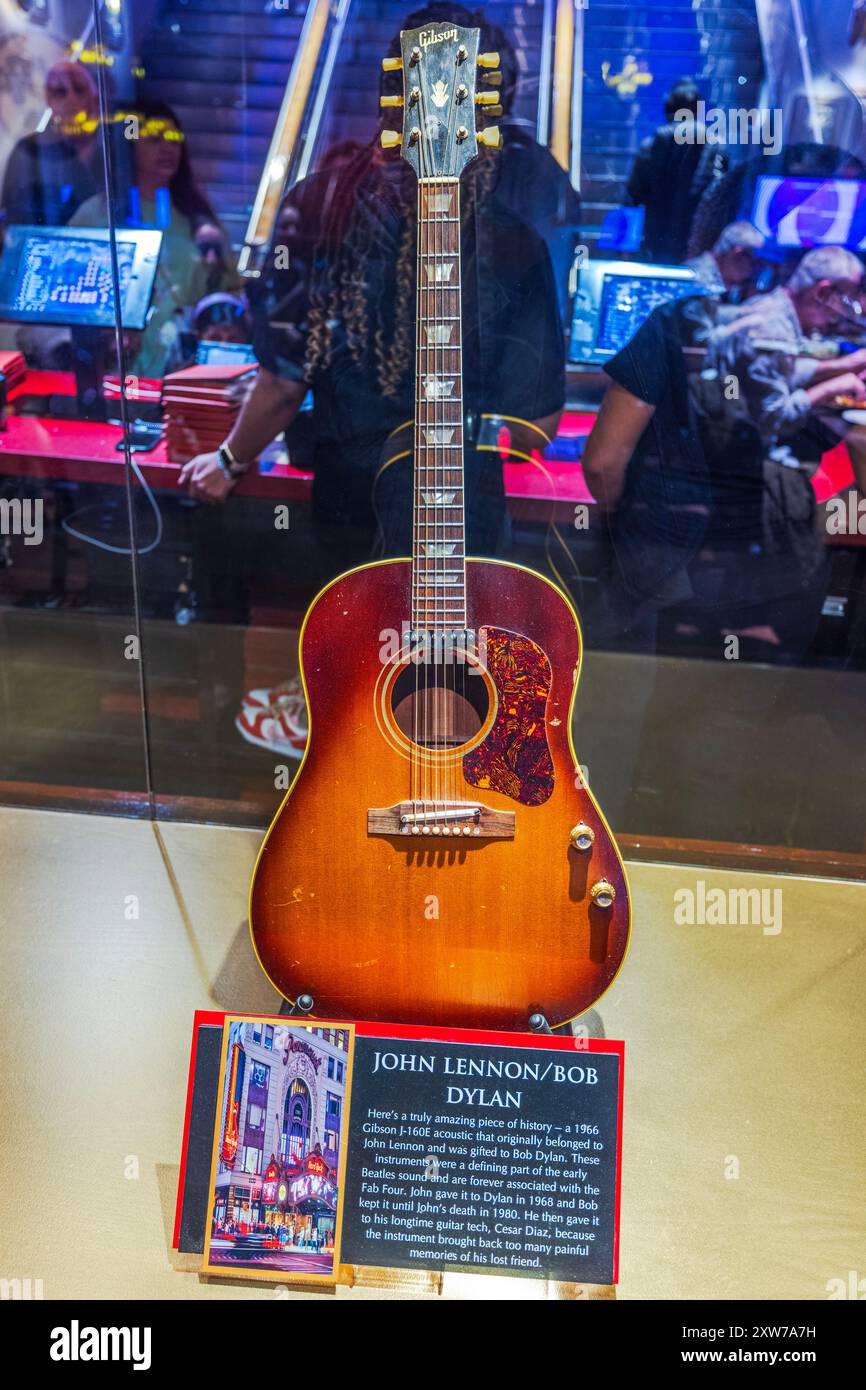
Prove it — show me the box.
[419,26,457,48]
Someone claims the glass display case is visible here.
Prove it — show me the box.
[1,0,864,884]
[3,0,866,1319]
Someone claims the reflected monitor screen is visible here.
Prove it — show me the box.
[751,176,866,249]
[195,340,256,367]
[0,225,162,329]
[569,260,699,365]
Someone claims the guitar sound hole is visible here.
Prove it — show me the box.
[391,658,490,750]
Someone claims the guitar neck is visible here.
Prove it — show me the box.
[411,177,466,633]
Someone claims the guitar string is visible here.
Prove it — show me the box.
[429,128,439,814]
[434,114,445,813]
[452,63,470,823]
[458,159,466,815]
[447,67,461,811]
[427,77,448,818]
[436,150,444,814]
[414,93,432,827]
[414,170,425,822]
[417,107,427,826]
[417,73,432,826]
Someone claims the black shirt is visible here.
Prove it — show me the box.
[626,125,727,263]
[2,132,99,227]
[252,151,565,543]
[602,297,715,599]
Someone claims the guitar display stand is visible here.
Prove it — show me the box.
[531,1007,606,1040]
[279,996,605,1038]
[530,1012,568,1037]
[279,994,315,1019]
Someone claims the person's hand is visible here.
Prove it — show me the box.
[834,347,866,375]
[810,371,866,408]
[177,452,236,504]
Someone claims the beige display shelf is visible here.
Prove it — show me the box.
[1,806,863,1301]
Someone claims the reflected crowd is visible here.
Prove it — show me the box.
[1,1,865,852]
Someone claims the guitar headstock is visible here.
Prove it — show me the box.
[380,22,501,180]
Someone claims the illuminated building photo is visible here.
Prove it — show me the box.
[206,1021,350,1278]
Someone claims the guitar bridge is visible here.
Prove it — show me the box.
[367,801,515,839]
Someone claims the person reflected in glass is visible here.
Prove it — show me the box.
[685,220,765,297]
[179,4,567,576]
[1,60,100,228]
[625,77,728,264]
[584,245,866,659]
[71,100,234,377]
[194,219,239,295]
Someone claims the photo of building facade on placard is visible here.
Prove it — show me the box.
[203,1018,353,1281]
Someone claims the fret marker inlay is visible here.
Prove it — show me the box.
[423,375,455,400]
[424,426,455,445]
[424,324,454,346]
[421,542,457,557]
[425,261,453,283]
[422,490,456,505]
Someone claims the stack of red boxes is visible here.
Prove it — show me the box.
[162,364,257,462]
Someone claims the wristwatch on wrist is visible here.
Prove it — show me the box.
[217,440,249,481]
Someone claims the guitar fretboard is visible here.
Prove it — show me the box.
[412,178,465,632]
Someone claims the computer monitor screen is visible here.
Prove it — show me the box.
[569,260,699,365]
[0,225,162,330]
[195,340,257,367]
[751,176,866,250]
[595,206,645,255]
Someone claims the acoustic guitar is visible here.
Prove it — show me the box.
[250,21,631,1030]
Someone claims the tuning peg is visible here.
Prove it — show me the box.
[477,52,500,68]
[382,56,402,72]
[482,105,502,117]
[482,71,503,87]
[476,127,501,148]
[380,130,402,149]
[380,94,403,107]
[475,91,499,106]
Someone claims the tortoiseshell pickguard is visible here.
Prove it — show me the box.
[463,626,554,805]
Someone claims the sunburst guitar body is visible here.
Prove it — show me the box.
[249,21,631,1029]
[249,556,630,1030]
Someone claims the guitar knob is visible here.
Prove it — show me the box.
[590,880,616,909]
[569,822,595,852]
[380,130,401,149]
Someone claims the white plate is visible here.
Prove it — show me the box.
[841,409,866,425]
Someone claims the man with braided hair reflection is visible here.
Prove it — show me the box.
[179,4,571,580]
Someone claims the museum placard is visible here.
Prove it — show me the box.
[341,1024,623,1285]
